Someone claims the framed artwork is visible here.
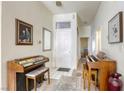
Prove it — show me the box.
[42,27,52,51]
[108,12,123,43]
[16,19,33,45]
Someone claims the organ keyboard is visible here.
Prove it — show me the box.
[7,55,49,91]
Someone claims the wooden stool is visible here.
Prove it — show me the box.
[25,67,50,91]
[88,69,97,90]
[82,63,98,90]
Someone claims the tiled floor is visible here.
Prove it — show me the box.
[50,67,73,79]
[32,60,99,91]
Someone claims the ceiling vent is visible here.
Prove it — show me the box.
[56,1,62,7]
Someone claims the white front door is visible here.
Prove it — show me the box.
[55,29,72,68]
[53,13,77,69]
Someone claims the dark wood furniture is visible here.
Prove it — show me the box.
[86,55,116,91]
[7,55,49,91]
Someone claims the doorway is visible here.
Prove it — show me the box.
[80,38,88,58]
[53,13,77,69]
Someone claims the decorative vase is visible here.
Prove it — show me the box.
[108,73,123,91]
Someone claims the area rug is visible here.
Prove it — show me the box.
[50,68,73,79]
[52,75,83,91]
[57,67,70,72]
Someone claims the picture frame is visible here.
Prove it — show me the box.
[16,19,33,45]
[42,27,52,51]
[108,12,123,43]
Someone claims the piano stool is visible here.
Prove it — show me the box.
[82,63,98,91]
[25,67,50,91]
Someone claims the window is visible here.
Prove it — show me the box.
[56,22,71,29]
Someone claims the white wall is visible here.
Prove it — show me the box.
[0,1,2,90]
[91,2,124,90]
[78,26,92,58]
[79,26,91,38]
[2,1,53,90]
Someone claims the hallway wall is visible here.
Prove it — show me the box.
[0,1,1,90]
[91,2,124,90]
[78,26,92,58]
[2,1,53,90]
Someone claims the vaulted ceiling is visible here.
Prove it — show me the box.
[42,1,101,26]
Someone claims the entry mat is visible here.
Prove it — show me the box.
[57,68,70,72]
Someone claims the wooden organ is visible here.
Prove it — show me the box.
[86,55,117,91]
[7,55,49,91]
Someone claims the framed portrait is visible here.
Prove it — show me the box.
[108,12,123,43]
[42,27,52,51]
[16,19,33,45]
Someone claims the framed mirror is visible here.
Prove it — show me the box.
[42,27,52,51]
